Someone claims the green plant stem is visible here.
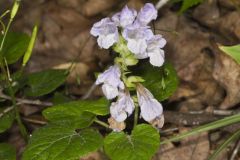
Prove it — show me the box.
[94,119,109,129]
[0,18,12,51]
[161,113,240,145]
[134,104,139,128]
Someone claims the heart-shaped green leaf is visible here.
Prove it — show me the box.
[104,124,160,160]
[0,143,16,160]
[43,98,109,128]
[25,69,68,97]
[22,125,103,160]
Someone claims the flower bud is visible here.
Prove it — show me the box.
[125,76,145,88]
[124,54,138,66]
[10,0,20,19]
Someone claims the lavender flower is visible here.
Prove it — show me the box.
[90,18,118,49]
[110,91,135,122]
[112,6,137,28]
[136,3,158,26]
[95,65,124,99]
[146,35,166,67]
[122,24,153,57]
[137,84,164,127]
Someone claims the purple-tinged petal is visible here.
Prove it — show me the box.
[127,39,148,56]
[112,12,121,26]
[90,17,118,49]
[137,3,158,26]
[96,65,124,99]
[102,84,119,99]
[148,35,166,49]
[123,25,153,56]
[110,91,135,122]
[140,98,163,122]
[148,48,165,67]
[137,84,163,123]
[119,6,137,27]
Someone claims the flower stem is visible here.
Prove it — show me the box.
[134,104,139,128]
[94,119,109,129]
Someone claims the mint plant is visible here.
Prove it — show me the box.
[22,3,178,160]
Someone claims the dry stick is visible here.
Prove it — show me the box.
[230,139,240,160]
[164,111,219,126]
[0,92,52,107]
[188,109,240,116]
[0,106,14,118]
[22,117,47,125]
[80,83,97,100]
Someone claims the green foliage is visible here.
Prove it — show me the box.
[25,69,68,97]
[0,143,16,160]
[180,0,204,13]
[52,92,71,105]
[208,129,240,160]
[219,44,240,64]
[0,32,30,64]
[161,113,240,144]
[104,124,160,160]
[136,62,178,101]
[0,108,15,133]
[22,125,103,160]
[43,98,109,128]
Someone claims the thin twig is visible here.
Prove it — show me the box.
[0,92,52,107]
[22,117,47,125]
[188,109,240,116]
[160,127,179,134]
[81,83,97,100]
[230,139,240,160]
[0,106,14,118]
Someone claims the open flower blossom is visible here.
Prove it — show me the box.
[146,35,166,67]
[90,18,118,49]
[122,24,153,57]
[90,3,167,67]
[137,84,164,128]
[110,91,135,122]
[136,3,158,26]
[112,6,137,28]
[95,65,124,99]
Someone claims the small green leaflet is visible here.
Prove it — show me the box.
[219,44,240,64]
[0,32,30,64]
[0,107,15,133]
[43,98,109,128]
[136,62,178,101]
[25,69,68,97]
[104,124,160,160]
[0,143,16,160]
[22,125,103,160]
